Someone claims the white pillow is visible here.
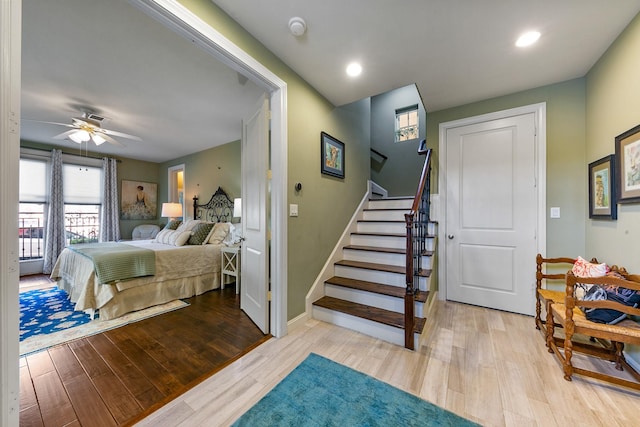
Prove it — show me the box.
[224,223,242,246]
[176,219,202,232]
[154,229,192,246]
[208,222,230,244]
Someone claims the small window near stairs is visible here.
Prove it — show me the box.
[395,105,419,142]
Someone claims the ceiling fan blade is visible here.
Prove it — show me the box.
[102,129,142,141]
[99,132,125,147]
[23,119,77,128]
[53,129,79,140]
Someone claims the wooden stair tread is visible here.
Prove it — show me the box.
[313,296,426,333]
[325,276,428,302]
[351,231,436,239]
[343,245,433,257]
[358,219,406,223]
[363,208,409,212]
[335,259,431,277]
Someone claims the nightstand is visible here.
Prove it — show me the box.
[221,245,241,294]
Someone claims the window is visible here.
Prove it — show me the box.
[19,153,104,260]
[395,105,419,142]
[19,159,47,260]
[63,163,102,244]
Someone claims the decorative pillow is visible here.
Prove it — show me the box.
[572,256,609,278]
[208,222,230,244]
[164,219,182,230]
[154,229,191,246]
[176,219,202,232]
[187,222,215,245]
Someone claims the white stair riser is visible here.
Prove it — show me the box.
[357,221,406,234]
[350,234,405,249]
[313,306,420,350]
[367,199,413,210]
[334,265,428,290]
[363,210,408,221]
[325,284,425,317]
[343,249,432,269]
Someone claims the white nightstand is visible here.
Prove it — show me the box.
[221,245,241,294]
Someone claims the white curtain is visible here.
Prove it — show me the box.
[100,157,120,242]
[43,149,66,274]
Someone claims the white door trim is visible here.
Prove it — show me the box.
[437,103,547,301]
[128,0,288,338]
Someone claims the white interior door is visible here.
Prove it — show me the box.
[241,95,270,333]
[445,112,537,315]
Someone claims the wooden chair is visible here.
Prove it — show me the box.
[535,254,584,331]
[546,270,640,390]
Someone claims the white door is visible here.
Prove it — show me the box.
[445,112,537,315]
[241,95,270,333]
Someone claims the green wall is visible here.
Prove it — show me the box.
[370,84,426,196]
[178,0,371,319]
[585,12,640,361]
[427,78,587,260]
[157,140,242,222]
[586,12,640,270]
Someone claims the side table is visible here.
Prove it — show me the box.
[221,245,241,294]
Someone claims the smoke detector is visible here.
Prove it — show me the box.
[288,17,306,37]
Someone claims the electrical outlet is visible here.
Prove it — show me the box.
[550,207,560,218]
[289,204,299,217]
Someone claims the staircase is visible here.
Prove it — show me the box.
[312,196,436,350]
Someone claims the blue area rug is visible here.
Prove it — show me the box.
[232,353,480,427]
[20,287,91,341]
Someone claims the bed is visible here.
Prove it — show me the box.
[50,187,237,320]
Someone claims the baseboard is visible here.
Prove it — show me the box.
[287,311,310,333]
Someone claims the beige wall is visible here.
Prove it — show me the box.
[178,0,371,319]
[428,78,587,260]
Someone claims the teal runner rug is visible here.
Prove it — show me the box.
[232,353,480,427]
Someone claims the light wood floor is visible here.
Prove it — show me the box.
[136,301,640,427]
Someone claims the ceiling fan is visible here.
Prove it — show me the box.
[32,111,142,147]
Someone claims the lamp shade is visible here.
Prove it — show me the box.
[161,202,183,219]
[233,198,242,218]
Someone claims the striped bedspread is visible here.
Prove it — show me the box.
[68,242,156,284]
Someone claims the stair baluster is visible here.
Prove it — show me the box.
[404,142,432,349]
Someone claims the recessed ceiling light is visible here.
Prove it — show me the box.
[346,62,362,77]
[516,31,541,47]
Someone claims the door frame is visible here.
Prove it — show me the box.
[1,2,289,423]
[437,103,547,302]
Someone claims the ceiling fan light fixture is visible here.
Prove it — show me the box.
[92,133,106,145]
[69,130,90,143]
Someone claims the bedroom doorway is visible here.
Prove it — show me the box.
[168,164,185,221]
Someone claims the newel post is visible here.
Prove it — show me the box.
[404,212,415,350]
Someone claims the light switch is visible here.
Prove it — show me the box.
[289,204,299,217]
[550,207,560,218]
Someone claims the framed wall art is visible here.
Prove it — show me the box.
[321,132,345,179]
[615,124,640,204]
[121,180,158,220]
[588,154,617,220]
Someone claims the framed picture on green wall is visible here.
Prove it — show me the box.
[321,132,345,179]
[588,154,616,220]
[615,124,640,204]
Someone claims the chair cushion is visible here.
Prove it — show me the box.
[132,224,161,240]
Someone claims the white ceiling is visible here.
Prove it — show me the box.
[213,0,640,110]
[20,0,265,163]
[20,0,640,163]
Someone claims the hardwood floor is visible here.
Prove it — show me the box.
[137,301,640,427]
[19,278,268,427]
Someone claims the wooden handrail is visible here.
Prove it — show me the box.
[404,141,432,349]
